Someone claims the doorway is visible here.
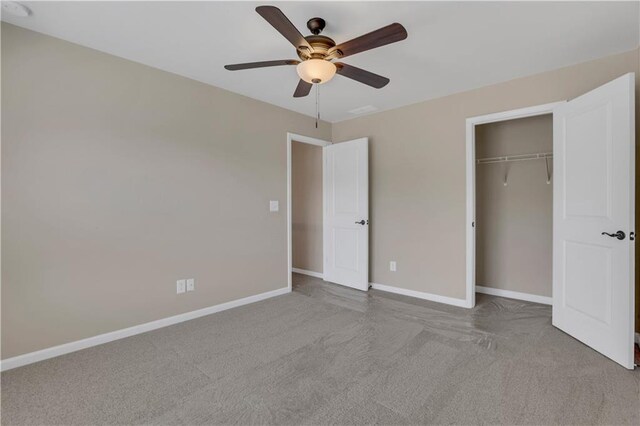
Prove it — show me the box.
[286,133,331,291]
[474,114,554,305]
[286,133,370,292]
[465,102,562,308]
[291,139,324,278]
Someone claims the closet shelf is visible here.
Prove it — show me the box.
[476,152,552,164]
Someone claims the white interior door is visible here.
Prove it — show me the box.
[323,138,369,291]
[553,73,635,369]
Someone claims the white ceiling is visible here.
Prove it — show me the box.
[3,1,639,122]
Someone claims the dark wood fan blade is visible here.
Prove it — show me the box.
[256,6,313,52]
[330,23,407,58]
[293,79,312,97]
[334,63,389,88]
[224,59,299,71]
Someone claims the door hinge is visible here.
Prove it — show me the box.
[630,232,635,241]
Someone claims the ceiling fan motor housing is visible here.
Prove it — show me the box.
[297,35,338,60]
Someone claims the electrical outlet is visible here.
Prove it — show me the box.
[176,279,186,294]
[390,261,397,272]
[186,278,195,292]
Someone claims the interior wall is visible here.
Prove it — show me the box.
[291,141,323,273]
[0,24,331,360]
[332,48,640,310]
[3,23,640,361]
[475,115,553,297]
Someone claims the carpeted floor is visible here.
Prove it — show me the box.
[2,273,639,425]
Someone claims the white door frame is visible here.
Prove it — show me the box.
[465,102,565,308]
[287,132,331,291]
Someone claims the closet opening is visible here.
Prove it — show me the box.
[465,102,564,308]
[475,114,553,304]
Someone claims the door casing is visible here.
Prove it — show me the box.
[465,102,565,308]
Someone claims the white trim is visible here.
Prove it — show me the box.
[465,118,476,309]
[371,283,470,308]
[288,133,330,147]
[466,102,565,126]
[291,268,324,279]
[0,287,290,372]
[476,285,552,305]
[465,102,565,309]
[286,132,331,291]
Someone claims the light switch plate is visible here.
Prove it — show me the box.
[390,261,397,272]
[269,200,279,212]
[186,278,195,292]
[177,279,186,294]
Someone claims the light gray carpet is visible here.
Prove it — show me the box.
[2,273,639,425]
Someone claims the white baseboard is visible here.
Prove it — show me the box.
[291,268,323,279]
[370,283,471,308]
[0,286,290,372]
[476,285,552,305]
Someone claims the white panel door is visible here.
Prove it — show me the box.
[323,138,369,291]
[553,73,635,369]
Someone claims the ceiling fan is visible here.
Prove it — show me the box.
[224,5,408,98]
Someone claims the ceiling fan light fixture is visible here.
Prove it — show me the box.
[296,59,336,84]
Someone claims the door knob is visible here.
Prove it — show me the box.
[355,220,367,225]
[601,231,625,240]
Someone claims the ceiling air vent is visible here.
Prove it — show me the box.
[348,105,378,115]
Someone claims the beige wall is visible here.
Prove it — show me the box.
[475,115,553,297]
[291,141,323,273]
[332,48,640,305]
[0,24,331,359]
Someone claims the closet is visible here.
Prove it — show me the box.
[474,114,553,302]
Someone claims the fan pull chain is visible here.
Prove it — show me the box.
[315,84,320,128]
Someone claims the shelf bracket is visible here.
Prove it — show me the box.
[545,157,551,184]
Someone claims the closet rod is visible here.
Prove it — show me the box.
[476,152,552,165]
